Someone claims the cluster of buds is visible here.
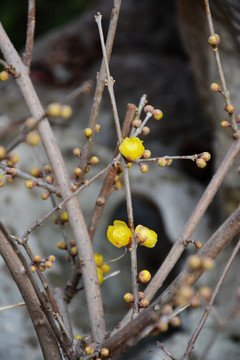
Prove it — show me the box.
[47,103,73,119]
[152,304,181,335]
[194,152,211,169]
[157,157,173,168]
[143,105,163,120]
[30,254,56,273]
[57,239,78,259]
[123,291,150,309]
[94,253,111,285]
[188,254,214,271]
[0,71,9,81]
[107,221,158,249]
[174,283,200,308]
[52,211,69,225]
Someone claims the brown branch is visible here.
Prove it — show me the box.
[101,205,240,357]
[0,22,106,343]
[23,0,36,68]
[182,236,240,360]
[0,224,62,360]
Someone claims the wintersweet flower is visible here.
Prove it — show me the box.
[107,220,132,248]
[135,225,158,248]
[119,137,145,161]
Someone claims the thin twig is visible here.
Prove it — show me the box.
[95,13,122,143]
[204,0,238,133]
[79,0,122,178]
[0,302,25,312]
[0,163,57,193]
[156,342,177,360]
[182,237,240,360]
[21,160,115,241]
[149,350,168,360]
[122,158,139,315]
[23,0,36,68]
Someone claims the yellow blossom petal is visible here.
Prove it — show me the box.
[107,220,132,248]
[119,137,145,161]
[135,224,158,248]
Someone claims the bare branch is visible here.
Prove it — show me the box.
[23,0,36,68]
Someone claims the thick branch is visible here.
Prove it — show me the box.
[0,23,106,343]
[0,225,62,360]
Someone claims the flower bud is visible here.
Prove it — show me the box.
[25,179,36,189]
[139,162,149,173]
[94,253,103,266]
[169,316,181,327]
[43,164,52,174]
[139,298,150,308]
[57,241,67,250]
[30,265,37,273]
[144,105,154,113]
[60,105,72,119]
[100,263,110,274]
[208,34,220,46]
[100,348,109,357]
[138,270,151,283]
[196,158,207,168]
[153,109,163,120]
[210,82,222,92]
[141,126,150,135]
[47,103,62,117]
[157,157,167,167]
[94,124,101,133]
[199,286,212,302]
[89,156,99,165]
[124,292,134,303]
[157,321,168,332]
[85,346,94,355]
[188,255,202,270]
[142,149,151,159]
[33,255,42,263]
[45,261,53,269]
[0,71,9,81]
[48,255,56,263]
[73,147,81,159]
[97,267,104,285]
[0,146,6,160]
[70,246,78,256]
[84,128,93,138]
[132,119,142,128]
[201,152,211,162]
[221,120,231,128]
[226,104,235,114]
[26,131,41,146]
[74,167,82,177]
[202,257,214,270]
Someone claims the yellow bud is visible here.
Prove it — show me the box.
[196,158,207,168]
[30,265,37,273]
[60,105,72,119]
[74,167,82,177]
[202,257,214,270]
[138,270,151,283]
[153,109,163,120]
[26,131,41,146]
[226,104,235,114]
[48,255,56,263]
[97,267,104,285]
[73,147,81,158]
[188,255,202,270]
[221,120,231,128]
[47,103,62,117]
[201,152,211,162]
[57,241,67,250]
[94,124,101,133]
[124,292,134,303]
[210,82,221,92]
[100,348,109,357]
[157,321,168,332]
[141,126,150,135]
[199,286,212,302]
[139,298,150,308]
[0,71,9,81]
[31,167,43,178]
[157,157,167,167]
[0,146,6,160]
[25,179,36,189]
[33,255,42,263]
[85,346,94,355]
[84,128,93,138]
[94,253,104,266]
[142,149,151,159]
[208,34,220,46]
[70,246,78,256]
[169,316,181,327]
[100,263,110,274]
[45,261,53,269]
[90,156,99,165]
[41,191,50,200]
[139,162,149,173]
[144,105,154,113]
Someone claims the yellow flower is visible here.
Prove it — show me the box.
[119,137,145,161]
[107,220,132,248]
[135,225,158,248]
